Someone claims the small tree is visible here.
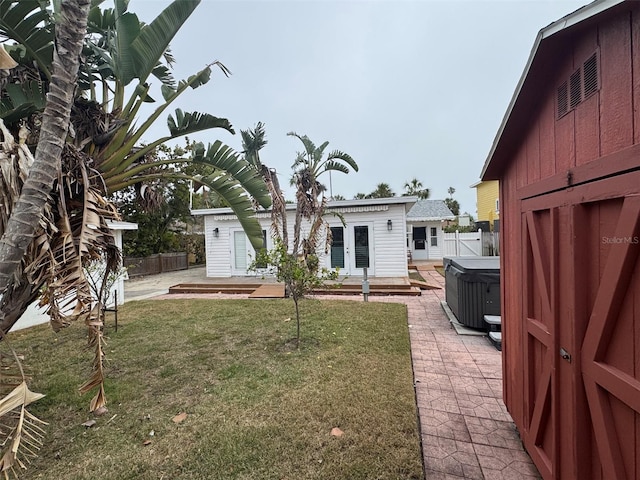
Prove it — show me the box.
[251,240,338,349]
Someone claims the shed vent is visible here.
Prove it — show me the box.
[556,50,599,119]
[583,53,598,97]
[569,69,581,108]
[557,82,568,117]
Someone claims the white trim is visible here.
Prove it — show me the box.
[191,196,418,216]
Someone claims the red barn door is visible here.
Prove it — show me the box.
[520,170,640,479]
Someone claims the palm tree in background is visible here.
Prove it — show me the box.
[403,177,430,199]
[368,182,396,199]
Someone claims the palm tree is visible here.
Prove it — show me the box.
[0,0,270,416]
[403,177,430,199]
[241,122,288,246]
[0,0,270,332]
[287,132,358,259]
[0,0,91,472]
[369,182,395,199]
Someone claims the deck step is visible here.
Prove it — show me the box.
[168,284,257,294]
[249,284,285,298]
[167,283,421,297]
[409,279,439,290]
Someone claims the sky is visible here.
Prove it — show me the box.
[128,0,590,215]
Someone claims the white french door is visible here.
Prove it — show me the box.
[328,224,373,276]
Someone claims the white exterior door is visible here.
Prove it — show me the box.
[350,223,373,276]
[231,229,249,275]
[327,224,374,276]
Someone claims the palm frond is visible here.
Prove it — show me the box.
[0,347,47,480]
[126,0,200,85]
[0,0,54,77]
[112,8,140,86]
[191,140,271,209]
[287,131,316,157]
[326,150,358,172]
[167,109,234,137]
[322,161,350,175]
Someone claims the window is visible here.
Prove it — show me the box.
[557,51,599,118]
[330,227,345,268]
[430,227,438,247]
[255,230,268,268]
[413,227,426,250]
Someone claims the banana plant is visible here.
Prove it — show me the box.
[0,0,270,248]
[0,0,269,421]
[287,132,357,256]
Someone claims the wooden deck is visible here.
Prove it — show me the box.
[168,282,423,297]
[248,284,286,298]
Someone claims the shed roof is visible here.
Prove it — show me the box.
[106,220,138,231]
[406,200,455,222]
[481,0,627,180]
[191,196,418,216]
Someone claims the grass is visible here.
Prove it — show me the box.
[408,270,426,283]
[8,299,423,480]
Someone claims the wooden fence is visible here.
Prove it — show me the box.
[123,252,188,277]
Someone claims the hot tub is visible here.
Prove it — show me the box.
[444,256,500,329]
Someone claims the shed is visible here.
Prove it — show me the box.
[193,197,417,277]
[481,1,640,478]
[406,200,455,260]
[13,220,138,331]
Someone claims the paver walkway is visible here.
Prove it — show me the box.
[138,269,540,479]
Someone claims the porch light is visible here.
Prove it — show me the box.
[213,227,219,238]
[387,219,392,231]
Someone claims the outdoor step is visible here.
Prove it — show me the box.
[249,284,285,298]
[484,315,502,325]
[488,331,502,351]
[484,315,502,333]
[409,279,440,290]
[167,283,421,297]
[312,286,421,296]
[168,284,257,294]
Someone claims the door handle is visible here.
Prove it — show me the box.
[560,347,571,363]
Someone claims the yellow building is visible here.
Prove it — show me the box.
[471,180,499,229]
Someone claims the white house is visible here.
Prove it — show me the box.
[406,200,455,261]
[12,220,137,331]
[192,197,418,278]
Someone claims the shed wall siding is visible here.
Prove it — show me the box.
[495,6,640,479]
[507,9,640,190]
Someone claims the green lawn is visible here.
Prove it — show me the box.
[9,298,423,480]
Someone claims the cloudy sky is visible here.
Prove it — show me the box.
[129,0,589,215]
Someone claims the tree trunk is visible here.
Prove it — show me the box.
[0,0,91,332]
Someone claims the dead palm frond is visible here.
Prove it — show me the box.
[0,349,46,480]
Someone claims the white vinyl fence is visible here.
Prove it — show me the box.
[443,230,500,257]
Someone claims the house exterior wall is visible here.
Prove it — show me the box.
[488,4,640,479]
[474,180,499,225]
[407,221,444,260]
[203,204,409,277]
